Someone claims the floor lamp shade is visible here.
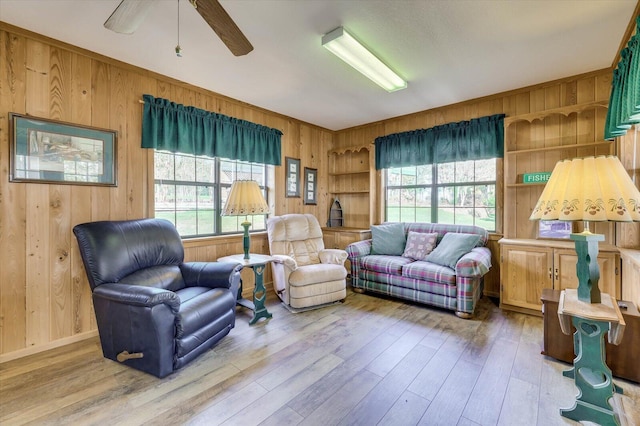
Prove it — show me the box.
[222,180,269,259]
[530,155,640,303]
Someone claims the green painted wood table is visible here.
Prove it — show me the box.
[217,253,275,325]
[558,288,626,425]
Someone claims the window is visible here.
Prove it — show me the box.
[385,159,496,231]
[154,150,268,238]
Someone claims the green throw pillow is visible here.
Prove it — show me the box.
[425,233,481,269]
[370,223,406,255]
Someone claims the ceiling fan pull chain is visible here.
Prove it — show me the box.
[175,0,182,57]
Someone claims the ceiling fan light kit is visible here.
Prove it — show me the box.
[322,26,407,92]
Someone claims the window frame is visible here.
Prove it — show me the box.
[154,150,269,238]
[384,158,497,231]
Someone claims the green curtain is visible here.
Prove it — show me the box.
[605,16,640,140]
[141,94,282,165]
[374,114,505,170]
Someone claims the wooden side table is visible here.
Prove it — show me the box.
[217,253,275,325]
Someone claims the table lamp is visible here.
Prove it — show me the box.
[221,180,270,260]
[530,155,640,303]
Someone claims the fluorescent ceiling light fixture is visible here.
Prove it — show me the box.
[322,27,407,92]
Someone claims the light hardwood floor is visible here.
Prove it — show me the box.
[1,289,639,426]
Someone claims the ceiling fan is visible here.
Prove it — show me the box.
[104,0,253,56]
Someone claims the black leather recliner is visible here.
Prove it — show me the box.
[73,218,241,378]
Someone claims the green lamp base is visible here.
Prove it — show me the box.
[570,232,605,304]
[241,220,251,260]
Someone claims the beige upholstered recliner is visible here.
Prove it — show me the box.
[267,214,348,309]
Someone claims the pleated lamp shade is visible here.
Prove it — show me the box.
[222,180,269,216]
[530,156,640,223]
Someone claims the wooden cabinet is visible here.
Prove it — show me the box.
[499,239,620,315]
[322,227,372,251]
[322,227,371,275]
[500,243,553,312]
[327,145,375,228]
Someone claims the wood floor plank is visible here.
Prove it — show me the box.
[377,390,430,426]
[461,338,519,425]
[341,344,437,425]
[220,354,343,425]
[299,369,382,426]
[417,359,482,426]
[497,377,540,426]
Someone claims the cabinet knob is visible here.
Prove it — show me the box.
[548,268,552,279]
[554,268,559,281]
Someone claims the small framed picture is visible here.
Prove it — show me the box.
[537,220,573,239]
[303,167,317,205]
[285,157,300,198]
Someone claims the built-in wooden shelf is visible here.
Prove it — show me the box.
[328,144,370,156]
[328,170,369,176]
[331,190,370,194]
[504,100,608,126]
[505,140,613,155]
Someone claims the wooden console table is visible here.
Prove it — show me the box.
[541,289,639,384]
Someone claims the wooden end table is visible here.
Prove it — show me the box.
[217,253,274,325]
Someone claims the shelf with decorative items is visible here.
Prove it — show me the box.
[327,144,376,228]
[500,99,618,314]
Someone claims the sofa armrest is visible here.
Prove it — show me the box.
[272,254,298,271]
[346,239,372,259]
[93,283,180,314]
[455,247,492,277]
[319,249,348,265]
[180,261,242,290]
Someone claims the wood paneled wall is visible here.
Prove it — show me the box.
[0,24,333,361]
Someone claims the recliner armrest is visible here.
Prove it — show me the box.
[180,262,242,290]
[271,254,298,271]
[319,249,348,265]
[93,283,180,313]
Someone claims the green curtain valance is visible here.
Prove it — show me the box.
[374,114,505,170]
[605,16,640,140]
[141,94,282,165]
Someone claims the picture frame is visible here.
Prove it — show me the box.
[537,220,573,239]
[303,167,317,205]
[9,113,117,186]
[285,157,300,197]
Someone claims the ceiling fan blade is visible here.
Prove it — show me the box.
[190,0,253,56]
[104,0,157,34]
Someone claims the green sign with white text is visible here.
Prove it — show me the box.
[523,172,551,184]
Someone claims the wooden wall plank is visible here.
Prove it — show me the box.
[0,31,28,354]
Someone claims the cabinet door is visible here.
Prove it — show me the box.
[554,249,620,298]
[501,245,553,311]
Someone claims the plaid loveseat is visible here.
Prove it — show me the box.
[346,223,491,319]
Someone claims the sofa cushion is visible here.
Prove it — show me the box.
[402,231,438,260]
[371,223,406,255]
[425,233,481,269]
[361,255,413,276]
[402,261,457,286]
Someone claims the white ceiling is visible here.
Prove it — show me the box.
[0,0,637,131]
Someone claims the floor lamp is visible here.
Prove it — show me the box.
[530,155,640,425]
[221,180,269,260]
